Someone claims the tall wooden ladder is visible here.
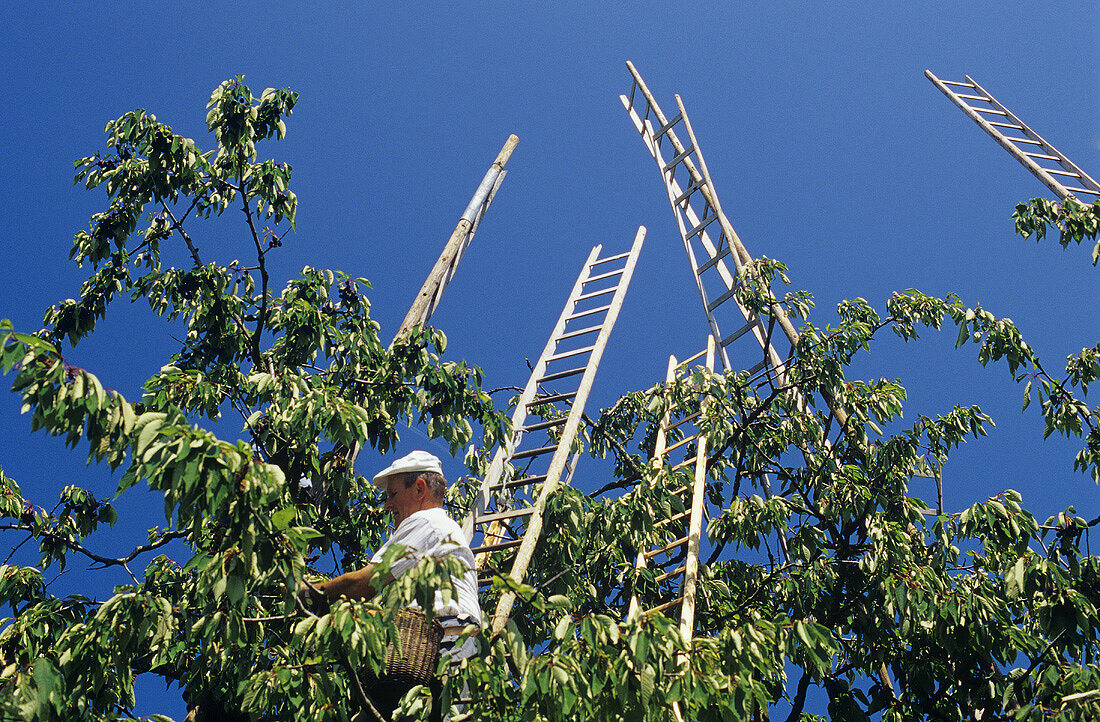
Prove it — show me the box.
[628,335,716,644]
[620,62,849,521]
[620,62,848,431]
[463,227,647,635]
[926,71,1100,203]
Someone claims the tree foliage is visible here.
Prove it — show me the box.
[3,79,1100,721]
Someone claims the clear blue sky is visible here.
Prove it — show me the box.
[1,3,1098,717]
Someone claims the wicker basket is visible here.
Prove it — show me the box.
[381,607,443,685]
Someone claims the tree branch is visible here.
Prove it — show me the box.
[239,159,269,368]
[0,525,186,571]
[783,671,812,722]
[161,203,204,268]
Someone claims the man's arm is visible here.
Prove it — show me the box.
[301,563,395,607]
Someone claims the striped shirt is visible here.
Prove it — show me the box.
[370,508,482,626]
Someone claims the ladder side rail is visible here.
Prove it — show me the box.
[679,336,715,641]
[490,227,647,635]
[672,96,820,381]
[624,61,675,134]
[396,134,520,339]
[963,75,1100,196]
[462,242,603,543]
[925,71,1076,201]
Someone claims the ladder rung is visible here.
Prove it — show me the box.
[547,344,595,362]
[1025,152,1060,161]
[677,347,709,367]
[1045,169,1080,178]
[558,324,602,341]
[697,243,731,274]
[489,474,548,492]
[706,286,738,313]
[475,507,534,526]
[533,391,577,405]
[646,597,684,615]
[670,456,697,472]
[666,411,701,431]
[1067,187,1100,196]
[585,268,625,284]
[987,121,1023,130]
[673,176,707,206]
[662,146,694,174]
[1004,136,1041,145]
[654,564,687,584]
[568,304,612,321]
[511,444,557,461]
[593,251,631,266]
[644,536,689,560]
[654,112,683,140]
[746,358,768,376]
[972,107,1007,116]
[473,537,524,555]
[655,509,692,529]
[939,79,974,88]
[686,214,718,241]
[720,321,755,348]
[664,434,699,455]
[520,418,566,433]
[955,93,988,101]
[539,365,586,383]
[575,286,617,302]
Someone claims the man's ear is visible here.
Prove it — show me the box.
[414,475,428,498]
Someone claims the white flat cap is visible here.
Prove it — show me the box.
[372,450,444,488]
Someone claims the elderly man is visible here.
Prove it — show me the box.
[307,450,480,720]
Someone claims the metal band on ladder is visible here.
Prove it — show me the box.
[463,227,647,635]
[926,71,1100,203]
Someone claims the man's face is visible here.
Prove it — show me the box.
[384,474,421,528]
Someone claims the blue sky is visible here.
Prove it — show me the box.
[1,2,1098,717]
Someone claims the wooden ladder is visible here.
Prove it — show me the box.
[464,227,647,635]
[926,71,1099,203]
[628,335,716,645]
[342,136,519,473]
[621,62,849,512]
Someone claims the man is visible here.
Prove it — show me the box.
[306,451,480,720]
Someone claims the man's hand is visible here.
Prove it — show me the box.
[297,577,329,613]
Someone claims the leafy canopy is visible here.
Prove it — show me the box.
[3,77,1100,722]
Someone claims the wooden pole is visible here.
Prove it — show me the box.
[394,134,519,342]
